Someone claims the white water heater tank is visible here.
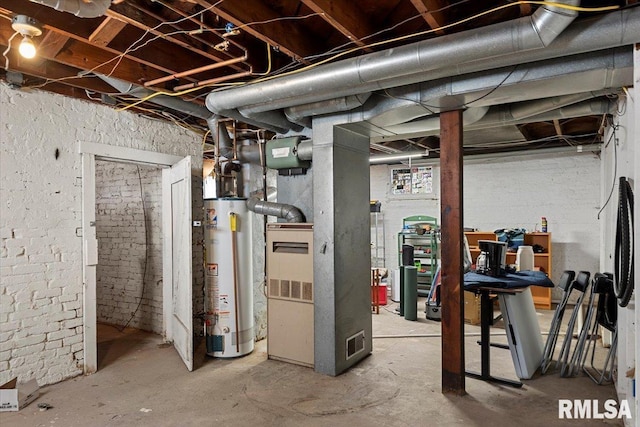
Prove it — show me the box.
[204,198,254,357]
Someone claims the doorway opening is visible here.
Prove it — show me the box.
[95,160,164,369]
[80,142,194,374]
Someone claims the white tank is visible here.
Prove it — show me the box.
[516,245,535,272]
[204,198,254,357]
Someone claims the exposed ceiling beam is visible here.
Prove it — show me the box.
[0,3,194,83]
[88,16,127,47]
[410,0,446,35]
[519,3,533,16]
[147,0,248,58]
[301,0,375,48]
[0,45,118,93]
[106,5,229,64]
[193,0,320,63]
[552,119,564,139]
[37,31,69,59]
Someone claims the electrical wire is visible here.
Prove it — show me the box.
[381,64,518,113]
[119,165,149,332]
[290,0,473,66]
[202,129,211,148]
[2,31,19,71]
[115,1,620,113]
[225,1,621,86]
[597,121,618,220]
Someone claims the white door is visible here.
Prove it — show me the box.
[162,156,194,371]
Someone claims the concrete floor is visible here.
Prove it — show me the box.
[2,299,621,427]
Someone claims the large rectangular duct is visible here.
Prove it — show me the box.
[312,118,372,375]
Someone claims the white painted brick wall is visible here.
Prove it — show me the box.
[370,154,601,302]
[95,162,163,333]
[600,94,637,419]
[0,84,202,386]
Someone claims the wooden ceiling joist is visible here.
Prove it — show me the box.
[410,0,447,35]
[107,2,239,65]
[301,0,375,47]
[194,0,321,63]
[88,16,127,47]
[0,45,118,93]
[37,31,70,59]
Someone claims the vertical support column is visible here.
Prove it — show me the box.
[312,117,373,376]
[81,153,98,374]
[439,109,465,395]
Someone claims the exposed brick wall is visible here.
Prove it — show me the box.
[370,154,601,301]
[95,162,163,333]
[0,85,202,386]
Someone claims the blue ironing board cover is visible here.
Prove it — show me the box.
[463,270,554,290]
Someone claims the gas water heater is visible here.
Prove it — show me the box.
[204,198,254,357]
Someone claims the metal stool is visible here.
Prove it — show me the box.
[540,270,575,374]
[582,272,617,384]
[566,273,600,377]
[557,271,590,377]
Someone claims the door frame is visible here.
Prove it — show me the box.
[79,141,185,374]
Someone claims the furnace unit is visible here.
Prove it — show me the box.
[266,223,314,367]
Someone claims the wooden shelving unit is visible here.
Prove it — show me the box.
[465,231,552,309]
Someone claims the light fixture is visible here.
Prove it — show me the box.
[369,150,429,165]
[11,15,42,59]
[19,37,36,59]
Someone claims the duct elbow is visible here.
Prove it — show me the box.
[530,0,580,47]
[282,205,305,223]
[246,197,305,223]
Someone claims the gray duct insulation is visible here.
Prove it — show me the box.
[96,74,213,120]
[372,97,614,162]
[246,197,305,223]
[206,6,640,130]
[30,0,111,18]
[205,0,582,117]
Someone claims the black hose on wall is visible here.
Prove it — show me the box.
[614,177,634,307]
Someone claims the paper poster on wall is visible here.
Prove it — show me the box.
[391,166,433,195]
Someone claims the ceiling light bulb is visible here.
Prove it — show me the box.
[19,36,36,59]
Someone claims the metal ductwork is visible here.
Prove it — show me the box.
[206,115,261,163]
[246,197,305,223]
[205,0,583,118]
[31,0,111,18]
[502,98,615,125]
[376,107,489,135]
[358,46,632,142]
[236,108,304,133]
[283,93,372,127]
[97,74,213,120]
[96,75,286,133]
[368,98,613,165]
[296,140,313,161]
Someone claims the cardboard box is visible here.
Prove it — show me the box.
[464,291,481,325]
[0,378,39,412]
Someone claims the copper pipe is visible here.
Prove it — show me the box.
[172,70,252,91]
[144,55,247,87]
